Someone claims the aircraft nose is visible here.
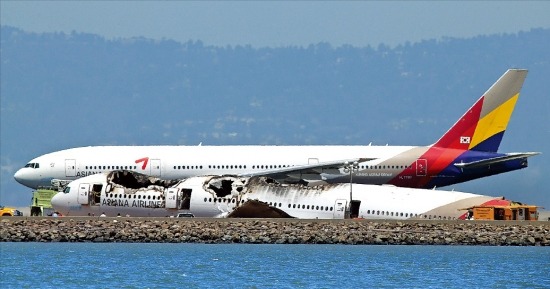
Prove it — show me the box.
[14,168,42,189]
[14,169,28,186]
[50,191,65,210]
[51,189,76,216]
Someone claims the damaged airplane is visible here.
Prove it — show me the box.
[51,170,513,220]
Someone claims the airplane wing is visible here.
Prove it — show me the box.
[238,157,375,183]
[454,152,540,169]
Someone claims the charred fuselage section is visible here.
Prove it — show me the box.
[227,200,294,218]
[95,171,337,218]
[107,170,178,189]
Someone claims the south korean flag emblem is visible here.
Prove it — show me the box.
[460,136,471,144]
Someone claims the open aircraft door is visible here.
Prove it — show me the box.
[151,159,161,177]
[65,159,76,177]
[77,183,90,205]
[166,188,178,209]
[333,199,347,219]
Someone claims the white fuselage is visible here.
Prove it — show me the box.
[15,145,415,188]
[51,172,497,220]
[14,69,533,191]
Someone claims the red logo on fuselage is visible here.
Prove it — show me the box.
[135,157,149,170]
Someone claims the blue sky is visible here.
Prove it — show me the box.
[2,1,550,47]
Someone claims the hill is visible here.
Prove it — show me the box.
[1,26,549,207]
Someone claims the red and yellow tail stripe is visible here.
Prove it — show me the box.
[433,69,527,152]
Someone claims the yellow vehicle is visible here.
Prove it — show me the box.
[463,203,539,221]
[0,206,23,216]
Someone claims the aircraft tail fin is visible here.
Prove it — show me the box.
[433,69,528,152]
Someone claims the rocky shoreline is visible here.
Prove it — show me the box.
[1,218,549,245]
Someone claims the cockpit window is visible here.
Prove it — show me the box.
[24,163,40,169]
[63,186,71,194]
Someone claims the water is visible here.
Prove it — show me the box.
[1,243,549,288]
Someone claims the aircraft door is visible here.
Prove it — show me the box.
[151,159,161,177]
[416,159,427,176]
[166,188,178,209]
[77,183,90,205]
[308,158,319,164]
[65,159,76,177]
[350,200,361,219]
[333,199,347,219]
[180,189,191,210]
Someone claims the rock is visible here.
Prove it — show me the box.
[1,218,549,245]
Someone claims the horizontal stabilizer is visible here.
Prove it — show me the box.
[454,152,540,169]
